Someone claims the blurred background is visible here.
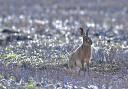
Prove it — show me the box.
[0,0,128,89]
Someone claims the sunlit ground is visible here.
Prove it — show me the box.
[0,0,128,89]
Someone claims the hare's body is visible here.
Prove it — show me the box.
[69,45,91,69]
[68,27,92,73]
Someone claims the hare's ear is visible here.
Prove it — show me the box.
[86,28,89,37]
[80,27,85,36]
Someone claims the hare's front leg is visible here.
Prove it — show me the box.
[85,59,90,73]
[78,59,86,75]
[81,59,90,75]
[81,60,85,71]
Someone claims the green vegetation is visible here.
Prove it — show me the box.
[0,53,21,60]
[27,79,36,89]
[0,74,3,79]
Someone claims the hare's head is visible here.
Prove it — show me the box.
[80,27,92,46]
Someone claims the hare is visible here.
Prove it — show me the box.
[68,27,92,74]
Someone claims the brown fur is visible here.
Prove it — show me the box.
[68,27,92,73]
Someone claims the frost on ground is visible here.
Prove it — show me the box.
[0,0,128,89]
